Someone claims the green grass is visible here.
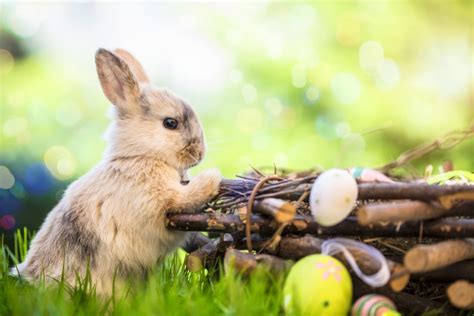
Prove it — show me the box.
[2,230,472,316]
[0,230,285,316]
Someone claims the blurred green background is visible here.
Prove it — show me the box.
[0,1,473,239]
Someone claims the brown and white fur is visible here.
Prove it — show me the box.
[13,48,221,296]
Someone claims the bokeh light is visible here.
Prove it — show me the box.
[359,41,384,73]
[305,86,320,103]
[316,117,339,140]
[55,102,83,127]
[264,98,283,116]
[0,190,21,214]
[275,107,297,129]
[3,117,28,138]
[374,58,400,90]
[335,122,350,138]
[291,64,307,88]
[0,166,15,190]
[331,73,361,105]
[43,146,77,180]
[0,214,16,230]
[6,4,44,38]
[10,182,26,199]
[21,163,56,195]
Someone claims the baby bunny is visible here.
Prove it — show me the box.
[13,48,221,296]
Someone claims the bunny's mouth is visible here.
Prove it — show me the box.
[179,143,203,168]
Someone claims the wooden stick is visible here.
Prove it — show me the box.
[404,239,474,273]
[181,232,211,253]
[166,213,474,238]
[447,280,474,310]
[276,235,322,260]
[185,234,233,272]
[254,198,296,223]
[223,248,289,276]
[357,200,474,225]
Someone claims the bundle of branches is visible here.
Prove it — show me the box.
[167,166,474,313]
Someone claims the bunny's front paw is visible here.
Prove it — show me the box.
[174,168,222,212]
[192,168,222,199]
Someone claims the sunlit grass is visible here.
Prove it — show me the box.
[0,229,285,316]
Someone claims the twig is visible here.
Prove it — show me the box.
[297,190,309,203]
[245,176,283,252]
[377,240,407,254]
[379,123,474,172]
[257,222,288,254]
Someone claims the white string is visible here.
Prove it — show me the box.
[321,238,390,288]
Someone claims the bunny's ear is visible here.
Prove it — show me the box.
[95,48,140,115]
[113,48,150,84]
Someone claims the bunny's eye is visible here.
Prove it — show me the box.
[163,118,179,130]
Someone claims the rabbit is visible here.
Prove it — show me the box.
[12,48,222,296]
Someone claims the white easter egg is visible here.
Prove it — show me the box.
[310,169,358,226]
